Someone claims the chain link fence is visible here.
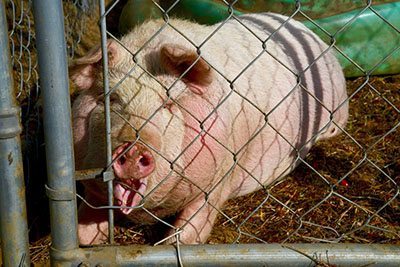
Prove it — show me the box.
[2,0,400,265]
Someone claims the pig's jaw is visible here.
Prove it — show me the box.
[114,178,147,215]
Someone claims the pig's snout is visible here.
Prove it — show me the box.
[113,142,154,215]
[113,142,155,180]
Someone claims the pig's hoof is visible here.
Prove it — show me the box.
[161,232,179,245]
[161,229,190,245]
[161,228,202,245]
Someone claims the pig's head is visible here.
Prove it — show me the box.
[70,39,214,217]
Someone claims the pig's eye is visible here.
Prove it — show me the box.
[164,102,174,113]
[109,93,121,103]
[96,93,120,104]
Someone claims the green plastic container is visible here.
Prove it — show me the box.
[303,2,400,77]
[118,0,400,77]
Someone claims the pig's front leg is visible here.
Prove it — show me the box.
[165,193,227,244]
[77,194,109,245]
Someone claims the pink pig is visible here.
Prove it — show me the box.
[70,13,348,245]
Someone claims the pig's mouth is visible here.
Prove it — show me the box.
[112,142,155,215]
[114,178,147,215]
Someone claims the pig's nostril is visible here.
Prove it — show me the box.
[139,156,150,167]
[118,155,126,165]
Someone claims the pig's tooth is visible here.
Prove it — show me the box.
[119,178,147,215]
[114,180,146,215]
[114,184,131,207]
[122,207,134,215]
[118,184,135,215]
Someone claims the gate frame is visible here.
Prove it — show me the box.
[0,1,30,266]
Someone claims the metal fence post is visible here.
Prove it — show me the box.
[0,2,31,266]
[32,0,79,262]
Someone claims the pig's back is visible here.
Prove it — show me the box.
[202,13,348,132]
[199,13,348,193]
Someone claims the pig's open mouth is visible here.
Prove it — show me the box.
[112,142,155,215]
[114,178,147,215]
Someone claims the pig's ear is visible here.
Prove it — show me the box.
[69,40,121,90]
[160,45,212,95]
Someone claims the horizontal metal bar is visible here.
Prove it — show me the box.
[75,168,104,181]
[75,168,115,183]
[51,244,400,266]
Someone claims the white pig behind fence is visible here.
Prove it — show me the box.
[70,13,349,245]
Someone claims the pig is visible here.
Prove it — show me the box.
[70,13,349,245]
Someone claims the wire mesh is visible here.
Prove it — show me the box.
[4,0,400,265]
